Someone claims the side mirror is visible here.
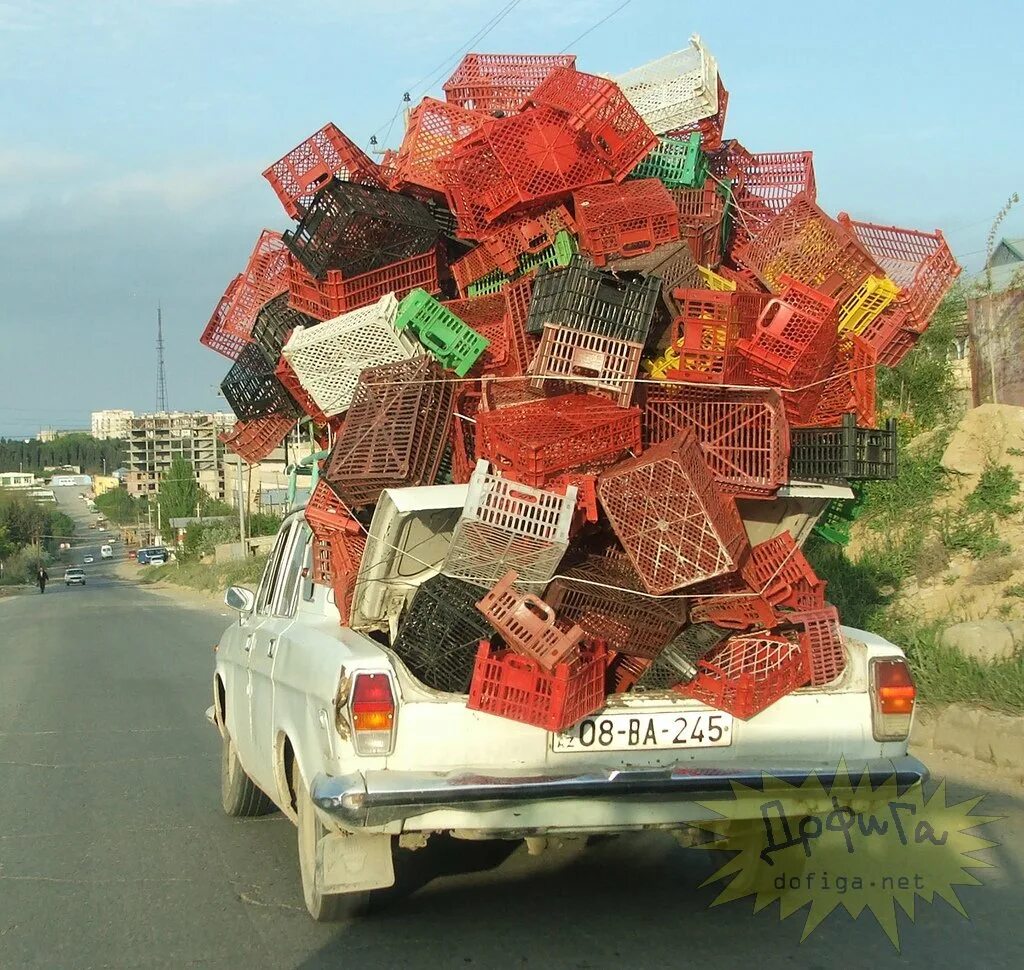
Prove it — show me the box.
[225,585,255,614]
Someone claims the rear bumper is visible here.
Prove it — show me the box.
[311,756,929,830]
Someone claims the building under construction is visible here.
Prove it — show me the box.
[125,411,235,500]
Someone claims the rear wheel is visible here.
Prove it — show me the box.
[220,733,274,817]
[295,763,371,922]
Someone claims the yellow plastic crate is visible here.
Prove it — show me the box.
[697,265,737,292]
[838,275,900,335]
[644,346,681,380]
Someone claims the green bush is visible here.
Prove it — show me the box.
[965,463,1020,517]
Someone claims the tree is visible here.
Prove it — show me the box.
[159,458,201,520]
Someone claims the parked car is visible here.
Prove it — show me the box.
[210,502,927,922]
[64,567,85,586]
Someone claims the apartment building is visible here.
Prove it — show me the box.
[125,411,235,500]
[91,409,135,440]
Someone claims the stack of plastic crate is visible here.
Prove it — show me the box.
[573,178,681,266]
[304,480,367,623]
[219,343,300,422]
[209,231,291,345]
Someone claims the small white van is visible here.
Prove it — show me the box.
[100,544,113,559]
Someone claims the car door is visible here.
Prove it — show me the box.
[246,520,309,796]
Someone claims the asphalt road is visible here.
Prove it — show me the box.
[1,489,1022,969]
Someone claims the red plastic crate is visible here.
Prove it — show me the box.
[479,203,577,274]
[467,638,607,731]
[451,242,503,295]
[443,292,511,373]
[304,479,363,578]
[689,593,778,630]
[734,151,816,218]
[475,571,586,671]
[450,384,483,484]
[476,393,642,487]
[733,194,882,303]
[274,355,329,426]
[286,247,442,321]
[641,385,790,498]
[744,532,826,609]
[681,633,810,719]
[837,215,961,333]
[549,472,600,533]
[785,605,845,686]
[500,275,538,376]
[597,429,750,594]
[219,414,293,464]
[735,275,839,387]
[263,122,384,219]
[544,555,687,659]
[670,182,722,224]
[574,179,680,266]
[608,653,651,693]
[859,304,918,367]
[443,53,577,113]
[390,98,487,195]
[220,230,291,340]
[201,274,249,360]
[805,333,877,428]
[717,264,765,293]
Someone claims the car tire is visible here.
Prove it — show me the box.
[294,763,372,922]
[220,734,274,818]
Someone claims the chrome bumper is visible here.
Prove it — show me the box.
[311,756,929,828]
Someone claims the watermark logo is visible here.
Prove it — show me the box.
[692,760,1001,949]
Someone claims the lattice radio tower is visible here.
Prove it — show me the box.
[156,305,169,413]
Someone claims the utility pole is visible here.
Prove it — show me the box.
[156,305,168,414]
[236,453,247,556]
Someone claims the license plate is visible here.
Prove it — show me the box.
[551,710,733,752]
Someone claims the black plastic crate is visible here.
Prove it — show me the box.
[391,575,495,693]
[283,178,439,279]
[790,414,898,482]
[633,623,732,691]
[424,198,461,240]
[525,254,661,344]
[252,293,319,360]
[220,344,300,422]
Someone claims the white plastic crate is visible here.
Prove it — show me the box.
[442,460,577,591]
[281,294,421,418]
[615,35,719,135]
[529,323,643,407]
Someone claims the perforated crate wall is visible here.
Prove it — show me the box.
[744,532,826,609]
[442,460,577,591]
[689,592,778,631]
[450,384,483,484]
[733,193,881,303]
[396,288,489,378]
[666,73,729,151]
[478,203,577,274]
[390,98,487,195]
[286,246,442,321]
[545,555,687,659]
[784,605,845,686]
[263,123,384,219]
[442,291,510,373]
[283,179,439,279]
[322,356,454,507]
[220,230,291,341]
[274,355,329,425]
[219,414,294,464]
[641,384,790,497]
[733,151,816,218]
[789,414,898,482]
[201,274,249,360]
[525,255,661,343]
[629,133,708,189]
[281,294,420,419]
[467,638,607,731]
[530,323,644,407]
[681,633,810,719]
[597,429,750,594]
[633,623,732,690]
[837,274,899,336]
[860,305,918,367]
[806,333,877,428]
[251,293,317,361]
[475,570,586,671]
[391,575,495,693]
[573,179,680,266]
[615,35,719,134]
[735,275,839,387]
[443,53,577,113]
[476,393,642,487]
[837,215,961,333]
[220,344,300,422]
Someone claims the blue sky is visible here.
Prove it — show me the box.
[0,0,1020,437]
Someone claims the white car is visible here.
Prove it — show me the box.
[211,496,927,922]
[83,555,95,564]
[64,567,85,586]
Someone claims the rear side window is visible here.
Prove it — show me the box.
[274,523,311,617]
[255,526,292,615]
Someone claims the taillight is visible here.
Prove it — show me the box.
[350,673,396,756]
[870,657,916,741]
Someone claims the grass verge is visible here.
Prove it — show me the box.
[139,555,269,595]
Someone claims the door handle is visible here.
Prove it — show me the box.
[267,638,277,658]
[243,634,254,654]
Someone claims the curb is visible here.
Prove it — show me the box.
[911,704,1024,774]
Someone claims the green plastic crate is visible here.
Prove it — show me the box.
[812,485,866,546]
[717,181,734,259]
[629,133,708,189]
[465,231,578,297]
[395,289,489,377]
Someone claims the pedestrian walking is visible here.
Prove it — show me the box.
[37,566,48,594]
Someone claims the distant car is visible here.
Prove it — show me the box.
[64,567,85,586]
[83,555,95,564]
[100,545,113,559]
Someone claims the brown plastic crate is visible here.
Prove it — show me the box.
[597,429,750,594]
[322,356,454,508]
[530,323,644,407]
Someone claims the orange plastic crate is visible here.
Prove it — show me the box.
[574,179,680,266]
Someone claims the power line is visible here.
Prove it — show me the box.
[558,0,634,54]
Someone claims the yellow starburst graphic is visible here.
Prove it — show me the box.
[690,759,1002,949]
